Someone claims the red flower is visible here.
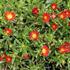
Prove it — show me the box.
[51,23,58,31]
[42,13,50,23]
[64,9,70,17]
[3,28,12,35]
[51,3,57,10]
[29,30,39,40]
[41,45,50,57]
[51,12,56,19]
[57,42,70,54]
[23,53,30,60]
[4,11,16,21]
[5,56,12,63]
[32,7,39,15]
[58,47,66,54]
[58,11,67,20]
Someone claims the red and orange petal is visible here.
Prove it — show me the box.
[61,42,70,50]
[41,49,49,56]
[51,23,58,31]
[58,12,67,20]
[29,30,39,40]
[32,7,39,15]
[5,56,12,63]
[58,48,66,54]
[3,28,12,35]
[58,47,70,54]
[63,42,70,47]
[51,3,57,10]
[4,11,16,21]
[65,48,70,53]
[42,45,49,50]
[64,9,70,17]
[42,13,50,23]
[57,42,70,54]
[41,45,50,57]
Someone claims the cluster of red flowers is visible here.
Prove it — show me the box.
[1,2,70,62]
[0,11,16,62]
[58,9,70,20]
[1,11,16,36]
[3,3,70,37]
[32,3,70,30]
[29,3,70,57]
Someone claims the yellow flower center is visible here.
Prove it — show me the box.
[60,14,64,19]
[42,49,47,53]
[52,6,55,9]
[44,16,47,19]
[60,48,65,52]
[32,33,37,39]
[7,14,12,19]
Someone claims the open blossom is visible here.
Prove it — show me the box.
[3,28,12,35]
[41,45,50,57]
[57,42,70,54]
[51,3,57,10]
[42,13,50,23]
[29,30,39,40]
[32,7,39,15]
[4,11,16,21]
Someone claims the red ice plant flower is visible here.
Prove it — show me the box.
[42,13,50,23]
[5,55,12,63]
[32,7,39,15]
[3,28,12,36]
[57,42,70,54]
[51,3,57,10]
[58,11,67,20]
[64,9,70,17]
[41,45,50,57]
[51,23,58,31]
[29,30,39,40]
[4,11,16,21]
